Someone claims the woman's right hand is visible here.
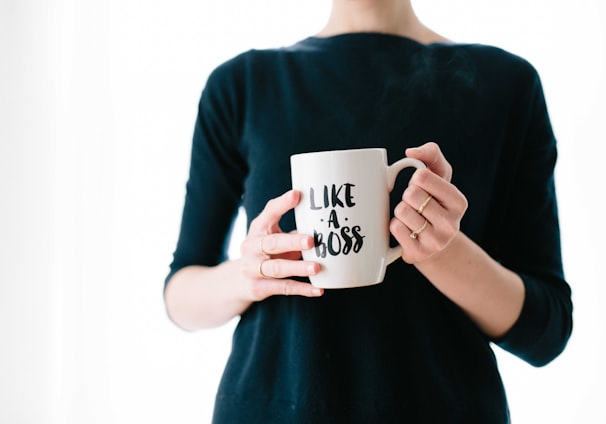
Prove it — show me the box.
[240,189,324,300]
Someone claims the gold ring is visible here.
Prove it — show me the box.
[410,219,428,239]
[417,195,433,215]
[258,259,268,278]
[260,236,269,256]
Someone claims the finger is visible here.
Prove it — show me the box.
[402,185,435,216]
[277,280,324,297]
[257,232,314,256]
[408,169,467,216]
[249,190,301,235]
[406,142,452,181]
[253,279,324,298]
[401,183,447,226]
[258,258,320,280]
[393,200,432,237]
[389,217,433,263]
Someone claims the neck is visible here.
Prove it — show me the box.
[317,0,449,45]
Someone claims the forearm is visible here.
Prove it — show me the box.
[164,260,252,331]
[415,231,525,339]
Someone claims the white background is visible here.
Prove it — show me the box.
[1,0,605,423]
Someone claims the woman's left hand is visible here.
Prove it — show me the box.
[390,142,468,264]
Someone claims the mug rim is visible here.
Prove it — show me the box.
[290,147,386,160]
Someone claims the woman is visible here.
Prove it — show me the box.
[164,0,573,422]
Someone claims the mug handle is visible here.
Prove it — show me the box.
[386,157,427,265]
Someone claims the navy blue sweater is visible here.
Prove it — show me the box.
[167,33,573,423]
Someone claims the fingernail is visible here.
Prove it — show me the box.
[301,237,313,249]
[312,287,323,296]
[307,264,317,275]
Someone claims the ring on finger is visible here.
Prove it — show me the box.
[258,258,269,278]
[410,219,428,239]
[417,195,433,215]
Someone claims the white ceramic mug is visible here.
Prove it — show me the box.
[290,148,426,289]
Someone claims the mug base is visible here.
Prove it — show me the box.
[310,279,383,289]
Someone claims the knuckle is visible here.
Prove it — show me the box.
[402,201,416,215]
[459,196,469,214]
[390,217,403,234]
[450,202,465,218]
[393,202,406,218]
[445,165,453,181]
[426,141,440,156]
[248,216,261,233]
[265,235,277,252]
[264,196,277,210]
[389,219,398,233]
[452,188,468,212]
[248,281,266,300]
[269,260,281,277]
[414,168,431,185]
[401,187,417,204]
[455,203,467,217]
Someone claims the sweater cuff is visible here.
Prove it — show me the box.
[494,272,565,367]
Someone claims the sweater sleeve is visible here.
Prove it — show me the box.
[165,60,248,287]
[494,68,573,366]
